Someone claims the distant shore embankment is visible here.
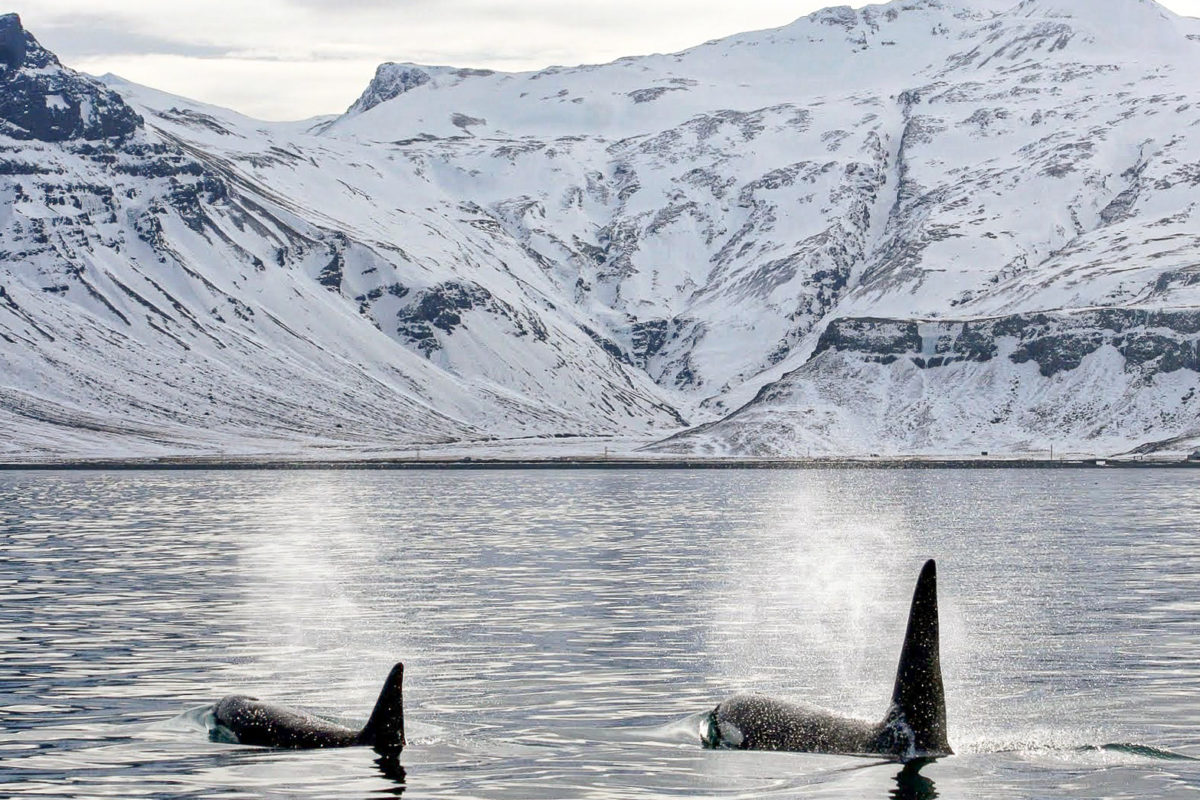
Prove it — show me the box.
[1,456,1198,471]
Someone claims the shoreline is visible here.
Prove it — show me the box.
[1,456,1198,471]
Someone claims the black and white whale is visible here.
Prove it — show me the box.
[702,559,951,762]
[210,662,406,753]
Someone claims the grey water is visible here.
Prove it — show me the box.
[2,468,1199,799]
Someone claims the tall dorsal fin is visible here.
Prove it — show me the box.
[357,662,406,753]
[888,559,951,755]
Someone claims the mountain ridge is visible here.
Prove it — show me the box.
[2,0,1199,460]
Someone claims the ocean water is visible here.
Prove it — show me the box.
[2,468,1199,798]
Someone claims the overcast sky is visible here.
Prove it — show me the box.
[19,0,1200,121]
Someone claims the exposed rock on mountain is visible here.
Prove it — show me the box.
[0,14,141,142]
[655,309,1200,456]
[2,0,1199,459]
[345,63,497,116]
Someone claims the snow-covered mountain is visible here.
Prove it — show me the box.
[1,0,1198,460]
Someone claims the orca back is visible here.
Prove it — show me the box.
[212,695,360,749]
[357,662,406,753]
[210,662,406,753]
[886,559,951,756]
[707,694,879,754]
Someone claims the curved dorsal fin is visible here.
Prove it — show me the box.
[888,560,951,755]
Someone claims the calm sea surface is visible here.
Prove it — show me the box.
[2,468,1199,798]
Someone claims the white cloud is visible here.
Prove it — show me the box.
[19,0,1200,120]
[72,54,380,120]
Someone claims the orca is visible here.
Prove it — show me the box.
[702,559,952,762]
[210,662,406,753]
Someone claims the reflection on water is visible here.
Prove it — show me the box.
[891,760,937,800]
[2,468,1200,798]
[374,753,407,792]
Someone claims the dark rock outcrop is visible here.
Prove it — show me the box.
[346,63,433,115]
[396,281,549,357]
[0,13,141,142]
[344,63,494,116]
[812,308,1200,376]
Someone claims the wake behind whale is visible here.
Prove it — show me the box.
[703,559,951,762]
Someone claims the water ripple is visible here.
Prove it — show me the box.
[2,468,1199,798]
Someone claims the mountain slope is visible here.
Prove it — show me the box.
[0,13,684,459]
[2,0,1200,459]
[655,308,1200,457]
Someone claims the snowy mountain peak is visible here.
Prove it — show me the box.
[1012,0,1173,19]
[1,13,46,71]
[346,63,434,115]
[4,9,1200,460]
[0,12,141,141]
[0,12,23,67]
[996,0,1188,58]
[345,61,496,116]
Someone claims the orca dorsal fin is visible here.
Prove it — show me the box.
[888,560,951,755]
[358,662,406,753]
